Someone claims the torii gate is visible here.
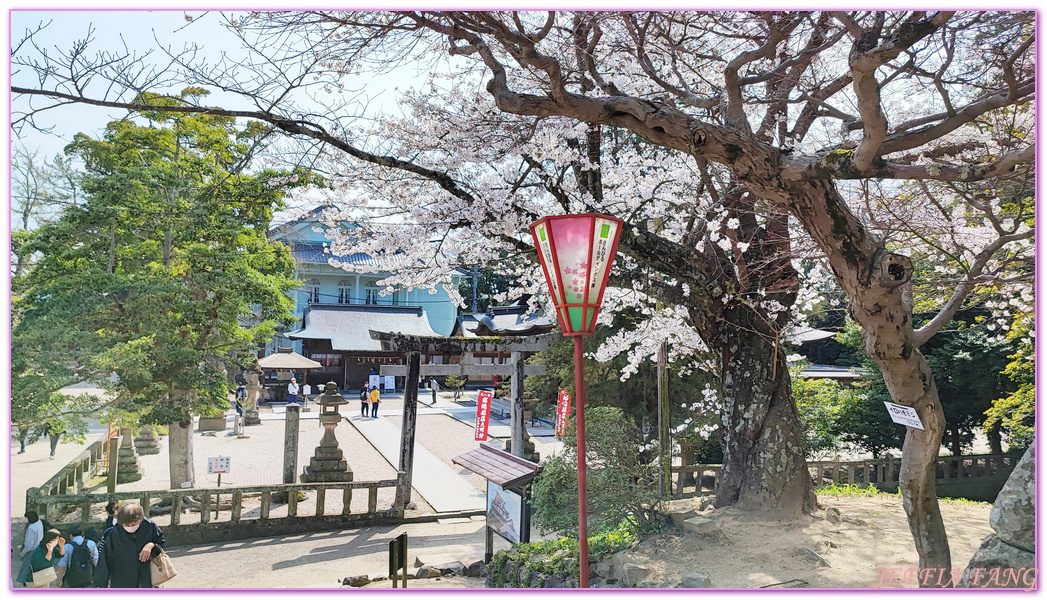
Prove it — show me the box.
[371,331,555,508]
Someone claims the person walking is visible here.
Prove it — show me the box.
[103,502,118,532]
[359,384,370,418]
[44,422,62,459]
[369,386,381,418]
[58,526,98,588]
[15,510,45,586]
[17,426,28,453]
[22,529,64,587]
[287,377,299,405]
[92,503,166,588]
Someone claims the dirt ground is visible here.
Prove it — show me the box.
[613,494,994,589]
[364,494,994,590]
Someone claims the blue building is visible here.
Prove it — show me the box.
[267,209,464,389]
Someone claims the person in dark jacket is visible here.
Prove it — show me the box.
[92,503,165,588]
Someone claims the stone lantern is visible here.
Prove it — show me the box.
[300,382,353,483]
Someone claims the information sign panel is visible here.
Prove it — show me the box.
[884,402,924,430]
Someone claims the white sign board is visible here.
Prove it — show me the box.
[384,375,395,392]
[883,402,924,430]
[207,456,231,474]
[368,374,380,390]
[486,481,525,543]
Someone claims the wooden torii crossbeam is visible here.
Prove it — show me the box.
[370,331,555,509]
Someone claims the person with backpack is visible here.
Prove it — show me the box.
[359,384,370,417]
[58,526,98,588]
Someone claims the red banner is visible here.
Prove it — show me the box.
[555,388,571,437]
[475,389,494,441]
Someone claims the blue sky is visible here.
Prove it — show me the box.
[11,10,295,158]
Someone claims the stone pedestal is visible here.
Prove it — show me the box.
[116,428,143,483]
[505,432,541,463]
[300,413,353,483]
[198,417,227,431]
[244,368,263,426]
[134,428,162,455]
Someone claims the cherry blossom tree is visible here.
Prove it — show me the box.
[11,10,1035,583]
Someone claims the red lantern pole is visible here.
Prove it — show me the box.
[530,213,622,589]
[574,335,589,588]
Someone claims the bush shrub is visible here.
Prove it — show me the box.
[487,520,639,588]
[530,406,665,535]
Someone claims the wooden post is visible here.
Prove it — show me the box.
[657,340,670,496]
[107,435,120,494]
[397,351,421,508]
[484,526,494,563]
[509,351,525,458]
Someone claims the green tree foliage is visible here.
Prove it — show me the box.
[457,266,518,313]
[531,407,665,536]
[791,360,904,460]
[11,90,312,459]
[984,314,1034,451]
[924,325,1014,455]
[791,365,850,459]
[831,313,1020,458]
[524,313,718,462]
[443,375,467,401]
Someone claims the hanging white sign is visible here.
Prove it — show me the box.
[883,402,924,430]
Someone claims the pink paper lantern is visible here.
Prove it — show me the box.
[530,214,623,336]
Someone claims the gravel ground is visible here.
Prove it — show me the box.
[405,413,491,493]
[114,410,431,524]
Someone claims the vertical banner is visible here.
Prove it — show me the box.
[383,375,396,393]
[475,389,494,441]
[555,389,572,437]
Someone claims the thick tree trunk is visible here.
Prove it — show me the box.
[785,179,951,585]
[986,423,1003,455]
[714,312,817,517]
[875,347,951,585]
[168,420,196,489]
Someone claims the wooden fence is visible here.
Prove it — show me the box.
[671,453,1020,500]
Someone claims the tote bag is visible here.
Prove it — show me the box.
[31,565,58,587]
[149,549,178,586]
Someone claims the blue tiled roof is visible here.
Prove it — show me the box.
[288,243,470,276]
[288,243,403,268]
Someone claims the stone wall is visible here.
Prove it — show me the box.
[960,446,1035,589]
